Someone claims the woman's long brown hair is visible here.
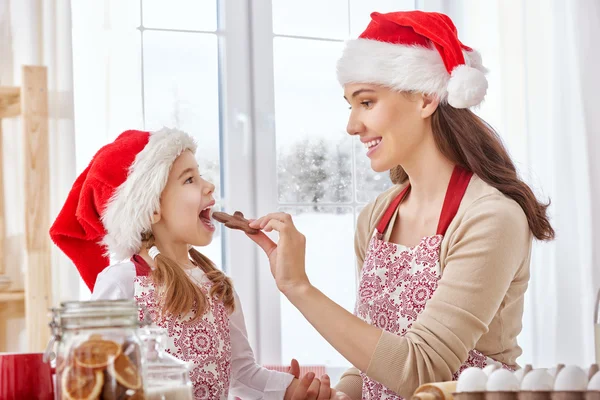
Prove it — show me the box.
[390,103,555,241]
[143,233,235,321]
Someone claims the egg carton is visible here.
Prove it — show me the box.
[412,364,600,400]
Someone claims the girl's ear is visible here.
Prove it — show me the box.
[151,210,161,225]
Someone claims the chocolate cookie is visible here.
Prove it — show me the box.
[212,211,260,235]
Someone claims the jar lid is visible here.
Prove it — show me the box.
[59,299,139,318]
[55,299,148,329]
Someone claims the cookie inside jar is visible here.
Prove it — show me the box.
[50,300,147,400]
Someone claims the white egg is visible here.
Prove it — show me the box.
[457,367,488,392]
[487,368,521,391]
[483,364,500,376]
[589,365,599,381]
[514,365,532,384]
[588,371,600,391]
[554,366,588,391]
[547,364,565,379]
[521,369,554,391]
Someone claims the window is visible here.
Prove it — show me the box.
[71,0,414,377]
[268,0,416,376]
[71,0,224,278]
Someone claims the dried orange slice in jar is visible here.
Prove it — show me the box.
[61,365,104,400]
[107,353,142,390]
[73,339,121,369]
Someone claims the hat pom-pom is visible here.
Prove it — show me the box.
[447,65,488,108]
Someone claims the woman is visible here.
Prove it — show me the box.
[247,10,554,400]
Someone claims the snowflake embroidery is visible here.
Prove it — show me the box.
[358,274,384,302]
[368,296,401,333]
[398,267,439,322]
[414,235,443,266]
[356,234,513,400]
[134,275,231,399]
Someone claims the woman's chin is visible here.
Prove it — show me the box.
[370,159,394,173]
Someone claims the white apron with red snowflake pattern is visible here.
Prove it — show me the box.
[355,167,512,400]
[131,255,231,400]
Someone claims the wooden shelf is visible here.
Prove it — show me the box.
[0,291,25,303]
[1,66,50,352]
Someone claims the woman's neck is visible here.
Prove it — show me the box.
[402,137,456,205]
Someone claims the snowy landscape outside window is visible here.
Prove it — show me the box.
[271,0,412,377]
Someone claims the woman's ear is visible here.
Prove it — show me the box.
[420,93,440,119]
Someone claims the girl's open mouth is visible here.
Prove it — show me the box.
[199,206,215,232]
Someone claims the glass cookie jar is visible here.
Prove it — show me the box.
[47,300,147,400]
[140,326,194,400]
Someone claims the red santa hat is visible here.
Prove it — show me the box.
[49,128,196,291]
[336,10,488,108]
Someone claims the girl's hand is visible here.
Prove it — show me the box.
[285,372,337,400]
[285,359,351,399]
[288,358,301,378]
[247,213,310,295]
[330,389,352,399]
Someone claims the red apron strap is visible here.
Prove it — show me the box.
[375,166,473,238]
[131,254,152,277]
[376,185,411,234]
[436,166,473,235]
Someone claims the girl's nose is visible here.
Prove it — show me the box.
[203,182,215,195]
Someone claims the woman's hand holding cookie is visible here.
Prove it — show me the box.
[246,212,309,296]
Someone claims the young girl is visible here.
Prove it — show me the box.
[247,10,555,400]
[49,128,343,399]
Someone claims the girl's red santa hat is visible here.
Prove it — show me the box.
[49,128,196,291]
[336,10,488,108]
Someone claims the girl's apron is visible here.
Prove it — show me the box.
[355,167,511,399]
[132,255,231,400]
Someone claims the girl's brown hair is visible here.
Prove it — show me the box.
[143,233,235,320]
[390,103,555,241]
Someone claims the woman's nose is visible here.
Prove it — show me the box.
[346,113,365,136]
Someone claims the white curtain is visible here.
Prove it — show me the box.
[0,0,79,351]
[432,0,600,367]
